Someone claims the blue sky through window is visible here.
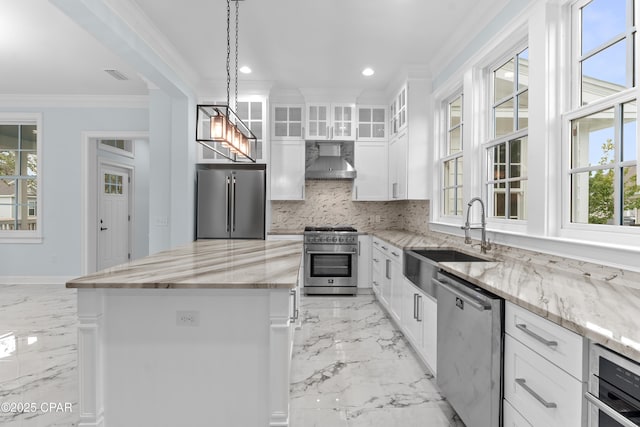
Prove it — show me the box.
[582,0,626,55]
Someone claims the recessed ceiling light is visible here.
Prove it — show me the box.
[239,66,252,74]
[362,68,375,77]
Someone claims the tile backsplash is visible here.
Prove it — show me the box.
[270,180,429,232]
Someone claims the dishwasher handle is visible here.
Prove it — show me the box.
[432,277,490,311]
[585,392,638,427]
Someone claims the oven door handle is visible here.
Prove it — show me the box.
[585,392,638,427]
[306,249,356,255]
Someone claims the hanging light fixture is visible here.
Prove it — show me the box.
[196,0,256,162]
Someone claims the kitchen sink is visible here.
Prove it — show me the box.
[403,248,492,297]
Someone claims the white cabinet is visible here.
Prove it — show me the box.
[371,237,402,323]
[388,131,407,200]
[199,98,267,163]
[270,140,305,200]
[371,246,383,299]
[357,235,371,289]
[357,106,387,141]
[503,301,586,427]
[272,104,304,140]
[401,278,437,375]
[386,79,430,200]
[353,141,388,201]
[305,103,355,141]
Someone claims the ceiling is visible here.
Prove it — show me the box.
[0,0,508,97]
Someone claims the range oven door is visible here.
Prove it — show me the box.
[586,344,640,427]
[304,244,357,288]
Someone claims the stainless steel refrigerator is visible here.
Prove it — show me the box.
[196,164,266,239]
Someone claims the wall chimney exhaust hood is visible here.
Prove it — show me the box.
[305,142,357,180]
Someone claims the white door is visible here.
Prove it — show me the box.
[98,165,131,270]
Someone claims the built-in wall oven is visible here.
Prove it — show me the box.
[304,226,358,295]
[586,343,640,427]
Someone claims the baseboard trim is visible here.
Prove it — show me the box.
[0,276,75,285]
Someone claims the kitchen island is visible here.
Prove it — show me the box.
[67,239,303,427]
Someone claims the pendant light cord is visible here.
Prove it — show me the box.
[226,0,231,108]
[234,0,239,111]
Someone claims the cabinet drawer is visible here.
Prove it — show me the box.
[371,237,402,261]
[505,302,584,379]
[504,335,583,427]
[503,399,532,427]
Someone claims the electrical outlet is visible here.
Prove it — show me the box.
[375,215,381,223]
[176,310,199,327]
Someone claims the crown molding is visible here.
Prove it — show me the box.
[0,94,149,109]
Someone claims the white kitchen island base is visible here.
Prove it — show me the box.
[77,288,293,427]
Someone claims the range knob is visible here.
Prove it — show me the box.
[332,237,337,242]
[339,237,344,242]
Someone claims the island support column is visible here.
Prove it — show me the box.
[269,289,294,426]
[77,289,105,427]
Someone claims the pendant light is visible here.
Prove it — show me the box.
[196,0,256,162]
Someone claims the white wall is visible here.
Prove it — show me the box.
[0,105,148,276]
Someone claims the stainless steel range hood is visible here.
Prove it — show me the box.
[305,142,357,180]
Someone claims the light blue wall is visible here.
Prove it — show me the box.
[0,106,148,276]
[433,0,533,90]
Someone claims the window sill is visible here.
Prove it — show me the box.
[0,235,43,244]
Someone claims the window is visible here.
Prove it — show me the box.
[0,117,40,234]
[577,0,635,105]
[486,47,529,220]
[100,139,133,156]
[442,93,464,216]
[567,0,639,228]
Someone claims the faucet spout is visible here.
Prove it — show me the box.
[462,197,490,253]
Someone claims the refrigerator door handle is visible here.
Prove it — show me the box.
[225,176,230,232]
[232,175,237,232]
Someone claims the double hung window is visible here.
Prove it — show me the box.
[442,93,464,216]
[486,47,529,220]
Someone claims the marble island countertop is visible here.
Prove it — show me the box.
[369,229,640,362]
[66,239,303,289]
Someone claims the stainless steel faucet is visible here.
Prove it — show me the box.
[462,197,491,254]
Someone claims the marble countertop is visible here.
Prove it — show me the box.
[369,229,640,361]
[66,239,303,290]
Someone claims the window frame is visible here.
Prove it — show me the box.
[0,113,43,243]
[484,44,530,224]
[441,91,465,217]
[560,0,640,242]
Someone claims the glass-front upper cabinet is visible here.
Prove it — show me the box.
[357,106,387,141]
[272,104,304,140]
[305,103,355,141]
[199,98,267,163]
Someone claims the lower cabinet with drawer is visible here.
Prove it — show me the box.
[503,301,587,427]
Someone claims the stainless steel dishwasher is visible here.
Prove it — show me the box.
[434,270,503,427]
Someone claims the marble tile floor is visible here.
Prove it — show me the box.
[0,284,78,427]
[290,294,465,427]
[0,284,464,427]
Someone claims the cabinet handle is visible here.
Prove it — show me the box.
[515,378,557,409]
[373,280,379,287]
[373,258,379,263]
[385,259,391,279]
[358,241,361,256]
[331,126,334,140]
[373,241,379,246]
[391,251,399,257]
[515,323,558,348]
[381,246,388,250]
[416,295,422,322]
[585,392,637,427]
[413,294,418,320]
[326,125,329,139]
[289,289,299,322]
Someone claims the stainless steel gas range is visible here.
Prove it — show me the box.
[303,226,358,295]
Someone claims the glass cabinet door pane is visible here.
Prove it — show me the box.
[359,123,371,138]
[359,108,371,123]
[372,108,385,123]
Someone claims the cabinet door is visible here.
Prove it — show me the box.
[332,104,355,141]
[388,259,402,323]
[306,104,329,140]
[401,279,423,348]
[353,142,388,201]
[270,140,305,200]
[420,292,437,375]
[371,248,383,298]
[357,235,371,288]
[397,86,407,131]
[389,131,408,200]
[272,105,303,140]
[357,106,387,141]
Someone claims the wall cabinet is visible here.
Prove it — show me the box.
[356,106,387,141]
[305,103,355,141]
[357,235,371,289]
[199,98,267,163]
[272,104,304,140]
[353,141,388,201]
[270,140,305,200]
[386,79,430,200]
